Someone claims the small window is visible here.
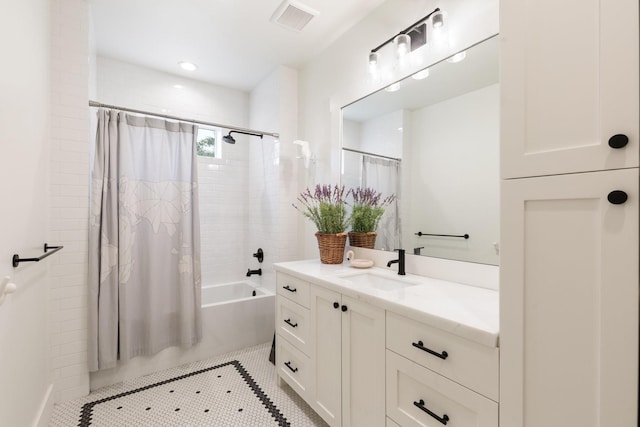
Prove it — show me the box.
[196,127,220,158]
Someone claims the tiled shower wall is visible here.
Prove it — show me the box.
[49,0,91,403]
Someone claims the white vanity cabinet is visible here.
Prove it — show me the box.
[500,0,640,425]
[385,313,498,426]
[501,169,639,427]
[275,273,385,427]
[500,0,639,179]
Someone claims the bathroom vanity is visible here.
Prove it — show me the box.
[274,259,499,427]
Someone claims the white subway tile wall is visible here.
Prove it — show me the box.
[49,0,91,403]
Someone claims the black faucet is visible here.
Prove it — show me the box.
[386,249,406,275]
[414,246,424,255]
[246,268,262,277]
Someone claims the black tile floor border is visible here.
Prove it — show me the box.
[77,360,290,427]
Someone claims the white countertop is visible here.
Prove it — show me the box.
[273,259,499,348]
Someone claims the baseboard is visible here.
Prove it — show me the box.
[32,383,55,427]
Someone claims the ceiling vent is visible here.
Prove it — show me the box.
[270,0,319,32]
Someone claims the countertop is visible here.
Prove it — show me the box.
[273,259,499,348]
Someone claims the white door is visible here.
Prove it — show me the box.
[500,168,639,427]
[500,0,639,178]
[309,285,342,426]
[341,295,386,427]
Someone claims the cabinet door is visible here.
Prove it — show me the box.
[500,168,639,427]
[309,285,342,426]
[501,0,639,178]
[341,295,385,427]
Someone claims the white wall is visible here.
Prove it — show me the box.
[249,66,300,288]
[0,1,53,426]
[298,0,499,257]
[405,84,499,264]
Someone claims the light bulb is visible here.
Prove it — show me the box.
[394,34,411,57]
[432,10,444,29]
[369,51,379,73]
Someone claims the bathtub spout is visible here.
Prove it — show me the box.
[246,268,262,277]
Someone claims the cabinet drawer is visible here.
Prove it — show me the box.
[277,272,310,308]
[276,335,311,399]
[386,350,498,427]
[386,312,499,401]
[276,295,310,356]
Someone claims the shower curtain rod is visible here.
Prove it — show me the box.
[88,100,280,138]
[342,147,401,162]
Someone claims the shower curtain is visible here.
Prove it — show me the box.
[88,110,202,371]
[362,155,401,251]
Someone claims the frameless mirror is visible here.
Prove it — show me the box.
[341,35,499,265]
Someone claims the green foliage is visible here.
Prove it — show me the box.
[348,187,396,233]
[293,184,349,234]
[196,136,216,157]
[350,204,386,232]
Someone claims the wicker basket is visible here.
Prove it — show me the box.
[348,231,377,249]
[315,232,348,264]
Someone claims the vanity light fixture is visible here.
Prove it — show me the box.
[368,7,444,72]
[178,61,198,71]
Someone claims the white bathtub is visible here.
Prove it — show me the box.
[90,281,275,390]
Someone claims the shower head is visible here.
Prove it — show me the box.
[222,133,236,144]
[223,130,264,144]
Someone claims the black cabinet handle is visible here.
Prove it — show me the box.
[341,305,348,312]
[412,340,448,360]
[333,302,340,309]
[283,285,297,293]
[284,318,298,328]
[608,134,629,149]
[414,399,449,425]
[284,361,298,373]
[608,190,628,205]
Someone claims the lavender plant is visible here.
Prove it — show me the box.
[293,184,349,234]
[348,187,396,233]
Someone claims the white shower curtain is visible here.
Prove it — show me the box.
[88,110,202,371]
[362,155,401,251]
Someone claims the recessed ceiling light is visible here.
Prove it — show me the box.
[412,69,430,80]
[173,84,184,89]
[178,61,197,71]
[446,51,466,63]
[385,82,401,92]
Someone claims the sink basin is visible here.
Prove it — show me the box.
[339,272,421,291]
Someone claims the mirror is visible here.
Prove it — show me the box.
[341,35,499,265]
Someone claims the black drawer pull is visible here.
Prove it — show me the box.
[414,399,449,425]
[608,190,628,205]
[284,318,298,328]
[341,305,348,312]
[284,361,298,373]
[283,285,297,293]
[412,340,448,360]
[333,302,339,309]
[608,134,629,149]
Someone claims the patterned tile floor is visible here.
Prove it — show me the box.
[50,342,328,427]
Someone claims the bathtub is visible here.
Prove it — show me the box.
[90,280,275,390]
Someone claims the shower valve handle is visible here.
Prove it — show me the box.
[253,248,264,263]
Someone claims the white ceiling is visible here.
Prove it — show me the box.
[90,0,387,91]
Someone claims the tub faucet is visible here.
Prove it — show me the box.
[386,249,406,275]
[247,268,262,277]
